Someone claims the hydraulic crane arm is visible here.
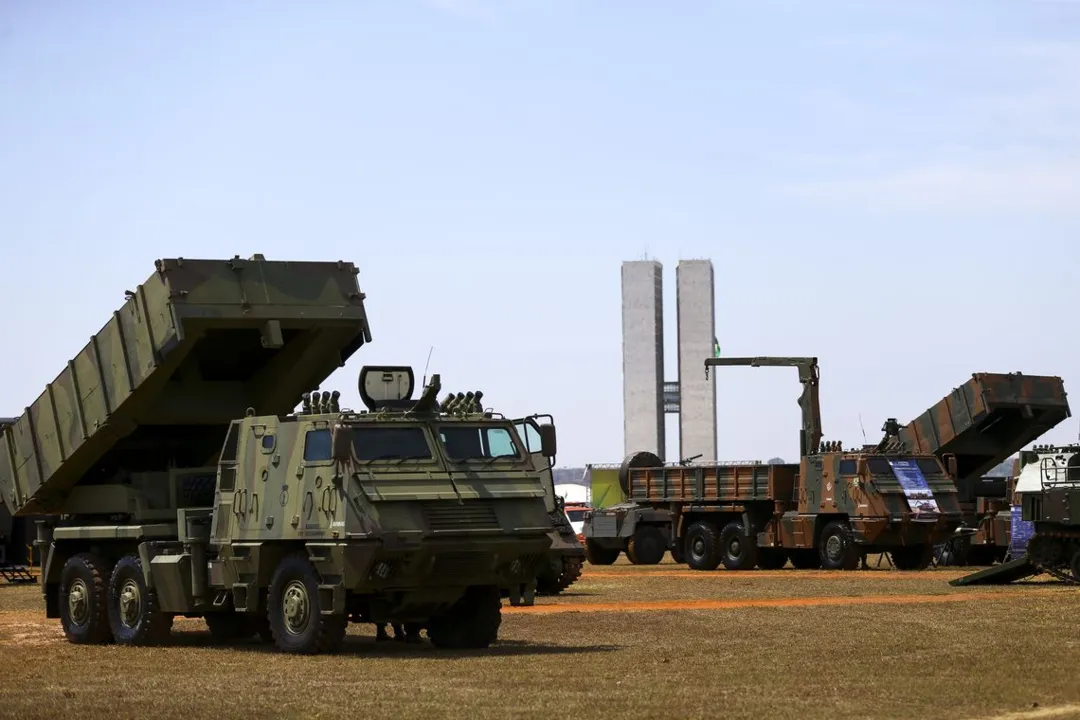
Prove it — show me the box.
[704,356,822,458]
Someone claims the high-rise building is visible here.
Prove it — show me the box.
[621,260,665,459]
[621,257,717,463]
[676,259,717,462]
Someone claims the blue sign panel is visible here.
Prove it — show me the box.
[1010,504,1035,556]
[887,459,940,515]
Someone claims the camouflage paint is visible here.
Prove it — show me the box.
[0,258,556,653]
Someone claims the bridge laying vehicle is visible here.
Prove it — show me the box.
[583,356,966,571]
[0,255,555,653]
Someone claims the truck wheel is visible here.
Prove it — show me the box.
[670,540,684,564]
[684,521,721,571]
[107,554,173,646]
[789,549,821,569]
[536,556,583,594]
[719,521,759,570]
[584,539,620,565]
[1070,549,1080,582]
[818,521,859,570]
[267,553,347,654]
[891,545,933,571]
[58,552,113,644]
[428,585,502,649]
[756,548,788,569]
[627,526,666,565]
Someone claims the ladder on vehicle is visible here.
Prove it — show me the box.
[0,564,37,584]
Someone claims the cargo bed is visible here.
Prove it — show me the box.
[898,372,1071,482]
[0,255,371,515]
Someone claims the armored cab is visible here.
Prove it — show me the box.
[893,371,1071,565]
[0,257,554,653]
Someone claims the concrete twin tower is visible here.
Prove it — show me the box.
[621,258,717,464]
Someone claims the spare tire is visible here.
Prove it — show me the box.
[618,451,663,496]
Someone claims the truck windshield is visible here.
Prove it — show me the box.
[439,425,520,461]
[305,426,433,462]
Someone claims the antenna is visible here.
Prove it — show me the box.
[422,346,434,387]
[859,413,867,444]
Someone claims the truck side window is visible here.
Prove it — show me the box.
[839,460,857,475]
[513,422,543,454]
[304,429,332,462]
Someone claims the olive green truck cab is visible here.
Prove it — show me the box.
[0,256,554,653]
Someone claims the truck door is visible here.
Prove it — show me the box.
[293,421,336,538]
[513,417,556,514]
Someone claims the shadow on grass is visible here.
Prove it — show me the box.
[159,630,621,658]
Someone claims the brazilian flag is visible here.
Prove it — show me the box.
[713,337,721,357]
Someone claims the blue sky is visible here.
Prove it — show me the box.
[1,0,1078,467]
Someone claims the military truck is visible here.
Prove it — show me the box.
[952,443,1080,586]
[583,357,965,571]
[878,371,1071,568]
[0,256,554,653]
[513,414,584,595]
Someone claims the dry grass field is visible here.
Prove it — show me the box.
[2,558,1079,720]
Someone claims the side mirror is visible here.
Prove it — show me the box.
[945,454,958,478]
[539,423,557,458]
[331,424,354,462]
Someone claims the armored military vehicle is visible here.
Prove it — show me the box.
[0,256,554,653]
[583,357,965,571]
[512,415,584,595]
[951,443,1080,585]
[883,371,1071,568]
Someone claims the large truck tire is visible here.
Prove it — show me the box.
[756,548,788,569]
[536,555,583,594]
[267,553,347,654]
[720,521,758,570]
[890,544,933,571]
[58,552,113,644]
[627,525,666,565]
[428,585,502,649]
[818,520,859,570]
[584,539,620,565]
[684,521,721,571]
[107,554,173,646]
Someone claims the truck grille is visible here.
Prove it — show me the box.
[422,501,500,532]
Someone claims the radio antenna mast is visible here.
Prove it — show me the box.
[422,346,434,387]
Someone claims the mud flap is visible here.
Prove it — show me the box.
[506,580,536,607]
[948,555,1038,586]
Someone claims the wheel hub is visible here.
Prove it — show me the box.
[68,579,88,625]
[729,538,741,556]
[692,537,705,558]
[119,578,142,628]
[282,580,310,635]
[826,535,842,560]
